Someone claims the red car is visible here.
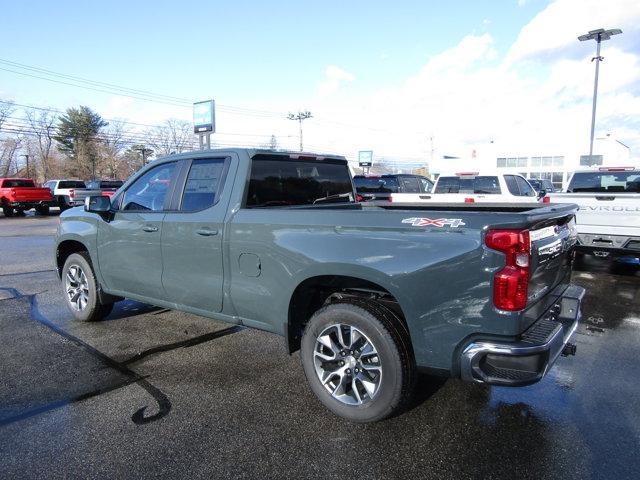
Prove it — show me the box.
[0,178,54,216]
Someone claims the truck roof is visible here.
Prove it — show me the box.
[156,148,348,164]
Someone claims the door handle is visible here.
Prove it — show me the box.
[196,228,218,236]
[142,225,158,232]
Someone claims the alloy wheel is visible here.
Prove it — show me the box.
[313,323,382,405]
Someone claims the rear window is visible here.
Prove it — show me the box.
[98,181,123,189]
[246,157,354,207]
[568,171,640,193]
[59,181,86,189]
[2,179,35,188]
[435,176,501,194]
[353,176,399,193]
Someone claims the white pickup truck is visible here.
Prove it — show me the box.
[390,172,547,204]
[547,167,640,258]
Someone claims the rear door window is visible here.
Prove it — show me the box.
[400,177,421,193]
[246,156,353,207]
[419,177,433,193]
[504,175,520,195]
[180,158,226,211]
[515,176,536,197]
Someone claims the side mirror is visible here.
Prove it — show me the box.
[537,188,547,199]
[85,195,111,213]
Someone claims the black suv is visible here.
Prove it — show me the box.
[353,174,433,201]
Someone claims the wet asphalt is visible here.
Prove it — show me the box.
[0,212,639,479]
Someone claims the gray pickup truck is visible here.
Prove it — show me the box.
[55,149,584,422]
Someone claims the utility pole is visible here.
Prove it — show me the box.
[578,28,622,157]
[136,146,151,168]
[20,154,30,178]
[287,111,312,151]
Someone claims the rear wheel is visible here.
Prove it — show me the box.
[36,205,50,215]
[3,206,14,217]
[62,252,113,322]
[301,299,415,422]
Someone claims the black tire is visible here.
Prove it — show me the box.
[301,299,415,423]
[15,209,25,216]
[36,205,50,215]
[61,252,114,322]
[3,206,14,217]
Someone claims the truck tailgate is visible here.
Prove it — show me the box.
[11,188,53,201]
[565,192,640,229]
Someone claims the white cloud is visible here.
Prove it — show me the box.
[315,65,355,97]
[298,0,640,164]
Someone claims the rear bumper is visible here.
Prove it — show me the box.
[8,200,54,209]
[460,284,585,386]
[576,233,640,258]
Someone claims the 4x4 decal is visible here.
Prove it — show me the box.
[402,217,466,228]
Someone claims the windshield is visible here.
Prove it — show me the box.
[353,176,400,193]
[435,176,501,194]
[568,171,640,193]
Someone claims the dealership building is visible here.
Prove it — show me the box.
[429,135,634,190]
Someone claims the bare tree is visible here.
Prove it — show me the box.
[1,136,21,177]
[147,119,195,156]
[0,100,15,131]
[25,108,58,180]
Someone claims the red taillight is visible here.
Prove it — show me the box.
[464,197,475,203]
[486,229,530,311]
[69,189,75,199]
[543,196,551,203]
[356,195,363,202]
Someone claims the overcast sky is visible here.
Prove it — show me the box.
[1,0,638,164]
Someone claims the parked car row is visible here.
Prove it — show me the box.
[353,167,639,260]
[0,178,123,216]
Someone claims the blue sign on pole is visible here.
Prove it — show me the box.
[193,100,215,133]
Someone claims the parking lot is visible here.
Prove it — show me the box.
[0,212,638,480]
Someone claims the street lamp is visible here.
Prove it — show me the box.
[287,111,312,152]
[578,28,622,157]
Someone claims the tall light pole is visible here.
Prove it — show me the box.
[578,28,622,157]
[287,111,312,151]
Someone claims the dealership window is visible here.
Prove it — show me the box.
[552,172,564,189]
[517,157,528,167]
[542,156,552,167]
[506,157,517,167]
[530,157,541,167]
[553,156,564,166]
[497,158,506,168]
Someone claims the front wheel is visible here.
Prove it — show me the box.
[62,252,113,322]
[301,300,415,422]
[3,206,14,217]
